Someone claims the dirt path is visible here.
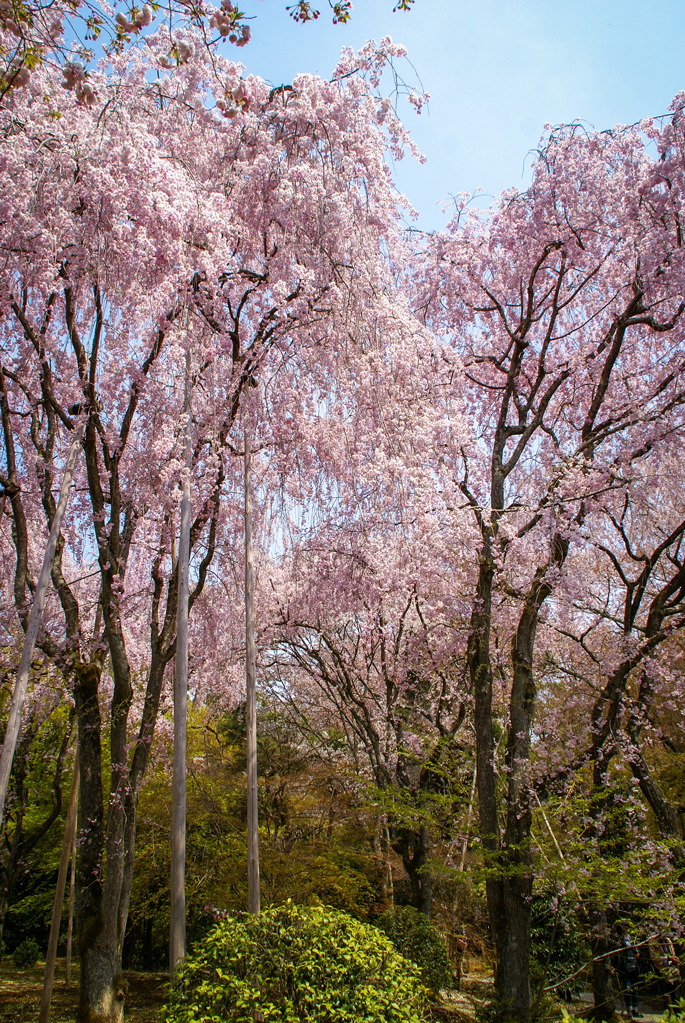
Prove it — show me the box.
[0,958,166,1022]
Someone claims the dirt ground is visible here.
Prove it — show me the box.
[0,958,167,1022]
[2,956,666,1023]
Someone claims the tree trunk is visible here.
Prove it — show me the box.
[170,346,191,972]
[74,658,129,1023]
[625,686,685,869]
[393,826,431,917]
[628,747,685,865]
[493,593,549,1020]
[40,751,79,1023]
[589,905,616,1022]
[373,820,394,910]
[244,427,260,916]
[468,551,517,1008]
[66,820,77,986]
[469,558,533,1019]
[74,660,112,1023]
[73,650,172,1021]
[468,524,565,1021]
[78,942,127,1023]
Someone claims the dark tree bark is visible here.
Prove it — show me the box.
[392,825,431,917]
[589,905,616,1023]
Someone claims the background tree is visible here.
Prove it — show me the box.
[0,34,422,1020]
[271,540,469,918]
[417,106,685,1019]
[123,702,386,968]
[0,0,418,104]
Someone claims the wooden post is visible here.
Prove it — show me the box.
[39,751,79,1023]
[170,347,191,976]
[459,766,477,872]
[65,810,77,986]
[244,427,260,915]
[0,424,84,826]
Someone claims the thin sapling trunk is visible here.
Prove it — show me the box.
[39,751,80,1023]
[244,425,260,915]
[170,347,192,973]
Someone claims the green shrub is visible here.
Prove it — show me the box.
[163,902,427,1023]
[12,937,40,969]
[376,906,453,993]
[530,886,588,1001]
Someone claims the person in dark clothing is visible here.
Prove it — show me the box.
[612,924,642,1018]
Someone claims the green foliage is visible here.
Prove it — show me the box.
[663,997,685,1023]
[0,690,74,952]
[12,936,40,968]
[376,905,452,993]
[126,706,384,968]
[163,903,428,1023]
[530,886,588,999]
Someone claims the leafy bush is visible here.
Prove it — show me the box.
[663,998,685,1023]
[376,905,453,993]
[12,937,40,969]
[530,886,588,1001]
[163,902,427,1023]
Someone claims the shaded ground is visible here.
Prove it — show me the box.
[1,956,667,1023]
[0,958,167,1022]
[434,967,667,1023]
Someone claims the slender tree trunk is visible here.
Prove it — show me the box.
[244,426,260,916]
[170,347,191,973]
[625,694,685,869]
[373,820,394,910]
[417,825,431,918]
[459,767,477,873]
[0,423,83,825]
[40,752,79,1023]
[587,731,619,1023]
[66,818,77,986]
[73,660,130,1023]
[384,825,394,909]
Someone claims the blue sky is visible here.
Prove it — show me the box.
[233,0,685,230]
